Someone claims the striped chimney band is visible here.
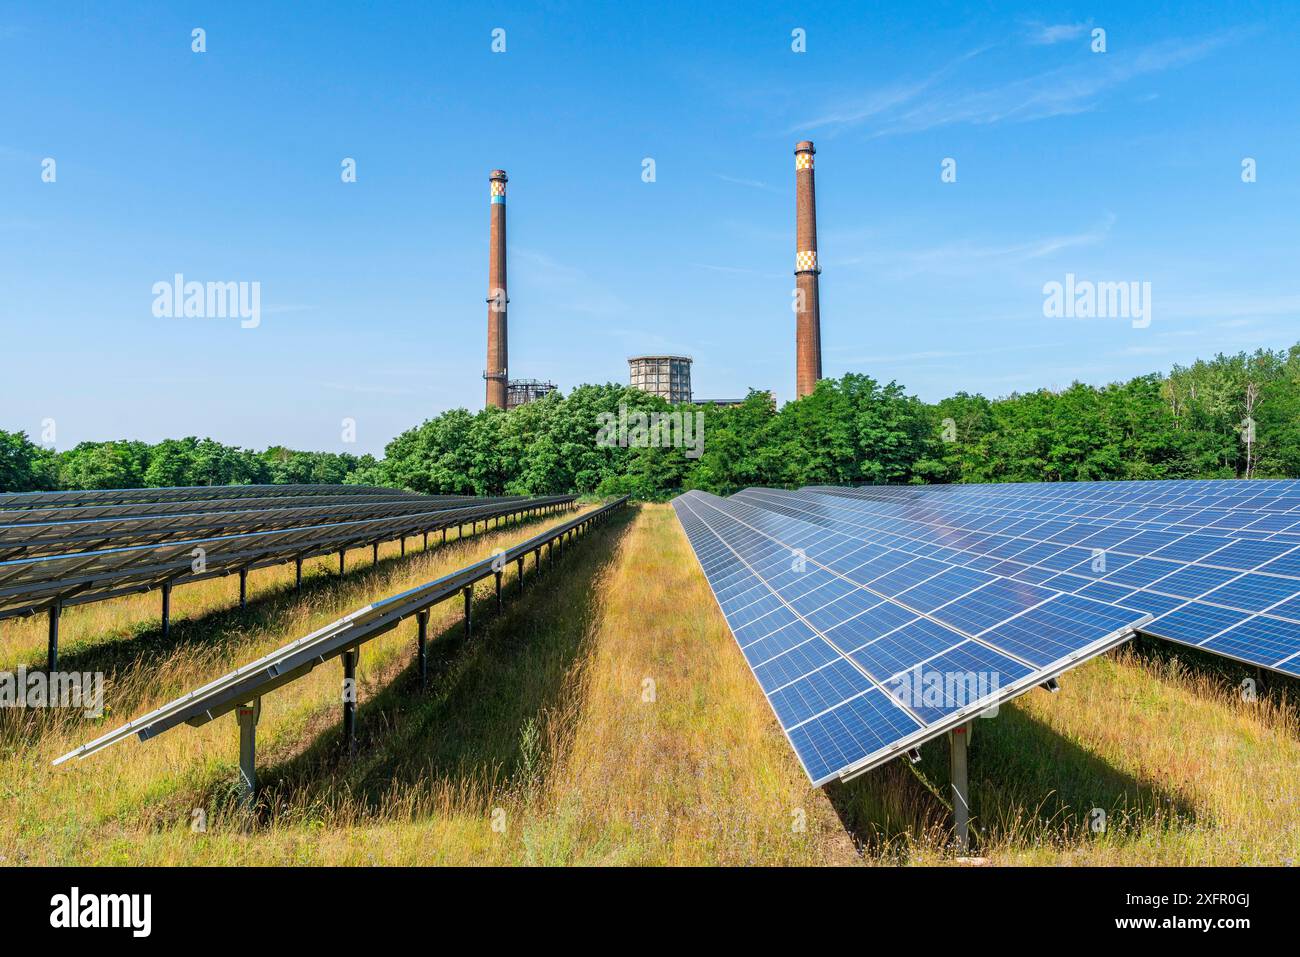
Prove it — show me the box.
[490,180,506,203]
[795,151,814,171]
[796,250,818,272]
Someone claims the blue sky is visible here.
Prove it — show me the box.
[2,1,1298,456]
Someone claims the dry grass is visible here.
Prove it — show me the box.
[2,502,1297,865]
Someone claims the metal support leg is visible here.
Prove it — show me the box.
[416,611,429,689]
[463,586,472,640]
[517,557,525,594]
[400,537,406,556]
[236,699,260,809]
[423,531,429,550]
[295,558,303,594]
[161,582,172,638]
[239,568,248,609]
[535,549,541,574]
[47,603,60,672]
[495,571,503,612]
[339,550,345,575]
[949,723,971,853]
[342,649,358,753]
[442,527,447,545]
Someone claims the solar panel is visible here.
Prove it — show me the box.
[0,495,512,560]
[0,483,411,510]
[673,490,1146,786]
[794,481,1300,677]
[0,491,491,526]
[0,494,574,621]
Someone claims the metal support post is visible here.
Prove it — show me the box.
[416,611,429,689]
[239,568,248,609]
[950,723,971,853]
[463,586,472,639]
[47,602,61,671]
[161,582,172,638]
[236,699,260,808]
[342,649,358,753]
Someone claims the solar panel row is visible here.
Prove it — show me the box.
[673,489,1145,785]
[0,493,575,621]
[0,491,487,526]
[0,483,411,510]
[800,482,1300,676]
[0,494,511,560]
[54,497,632,801]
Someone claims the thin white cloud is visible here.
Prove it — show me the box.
[513,247,628,318]
[793,46,990,133]
[832,340,1066,366]
[317,381,423,397]
[713,173,774,192]
[1160,293,1300,321]
[1027,22,1090,46]
[799,31,1243,137]
[837,214,1116,279]
[262,303,315,316]
[689,262,783,280]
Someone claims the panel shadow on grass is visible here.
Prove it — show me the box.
[825,695,1202,860]
[241,507,637,823]
[1127,632,1299,719]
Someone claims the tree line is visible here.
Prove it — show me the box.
[0,435,379,493]
[2,345,1292,497]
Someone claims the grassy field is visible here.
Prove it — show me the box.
[2,502,1297,865]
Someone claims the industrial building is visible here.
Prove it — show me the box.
[693,397,745,408]
[628,354,693,405]
[506,379,557,410]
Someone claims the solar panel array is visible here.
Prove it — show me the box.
[55,496,631,768]
[803,481,1300,677]
[673,489,1145,786]
[0,485,572,620]
[0,483,398,510]
[0,493,509,560]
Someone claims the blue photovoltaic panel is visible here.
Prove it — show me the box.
[673,489,1144,786]
[782,479,1300,675]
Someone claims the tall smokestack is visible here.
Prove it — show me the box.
[794,140,822,399]
[485,169,509,409]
